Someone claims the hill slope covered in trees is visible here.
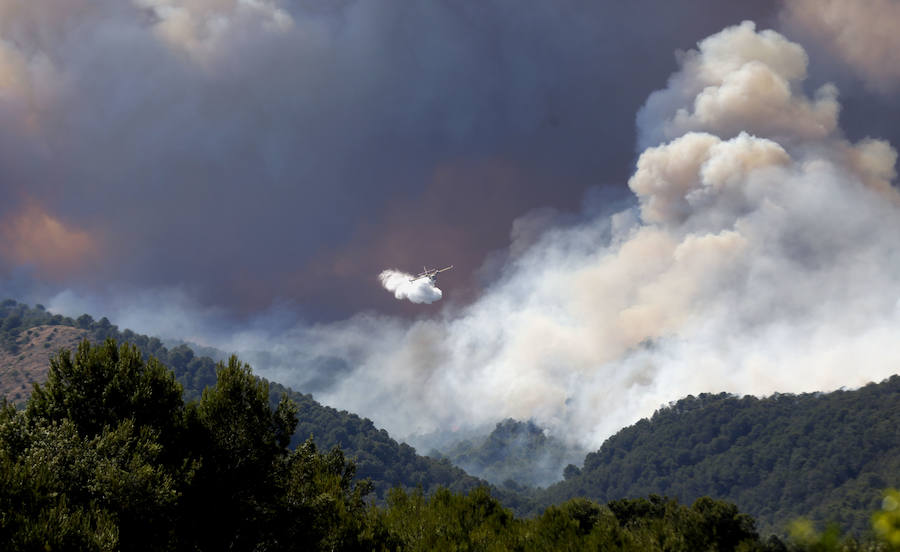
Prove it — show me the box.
[0,300,482,500]
[10,337,895,550]
[540,380,900,536]
[4,299,900,538]
[431,418,586,488]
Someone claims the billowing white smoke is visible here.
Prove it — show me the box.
[379,270,443,304]
[47,21,897,463]
[273,21,900,453]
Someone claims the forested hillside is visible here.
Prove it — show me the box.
[8,337,897,550]
[0,300,482,500]
[4,299,900,539]
[541,381,900,536]
[432,418,585,488]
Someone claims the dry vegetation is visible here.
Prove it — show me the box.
[0,325,87,404]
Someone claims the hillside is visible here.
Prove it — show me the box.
[0,300,483,500]
[5,336,898,550]
[540,380,900,536]
[4,299,899,535]
[0,324,88,404]
[5,337,823,550]
[431,418,586,488]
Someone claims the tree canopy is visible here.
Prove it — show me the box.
[1,339,373,550]
[3,300,900,549]
[539,381,900,536]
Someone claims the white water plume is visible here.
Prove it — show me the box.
[379,270,443,304]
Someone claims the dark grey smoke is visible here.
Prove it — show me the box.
[0,0,780,319]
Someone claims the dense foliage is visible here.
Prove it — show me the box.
[2,338,840,551]
[4,299,900,544]
[368,488,783,551]
[0,300,483,500]
[541,381,900,536]
[0,340,373,550]
[286,385,482,500]
[432,418,586,488]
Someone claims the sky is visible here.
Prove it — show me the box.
[3,1,900,457]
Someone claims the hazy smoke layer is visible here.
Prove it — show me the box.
[269,22,900,452]
[379,270,442,304]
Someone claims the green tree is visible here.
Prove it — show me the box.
[374,485,522,551]
[5,340,188,550]
[873,489,900,548]
[28,339,185,442]
[280,439,374,550]
[181,355,299,550]
[0,404,176,550]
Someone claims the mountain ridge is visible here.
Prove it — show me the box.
[538,380,900,535]
[0,299,486,502]
[3,298,898,537]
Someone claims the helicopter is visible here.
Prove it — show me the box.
[409,265,453,284]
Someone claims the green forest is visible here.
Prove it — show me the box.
[4,338,899,550]
[2,300,900,549]
[0,300,486,501]
[538,382,900,536]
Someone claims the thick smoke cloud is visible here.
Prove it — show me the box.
[251,22,900,454]
[781,0,900,95]
[0,0,781,319]
[379,270,442,304]
[636,21,839,150]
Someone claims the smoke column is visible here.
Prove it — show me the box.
[379,270,443,304]
[277,21,900,453]
[37,20,900,467]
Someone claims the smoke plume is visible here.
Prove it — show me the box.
[379,270,443,304]
[16,14,900,485]
[0,0,783,319]
[781,0,900,94]
[263,21,900,455]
